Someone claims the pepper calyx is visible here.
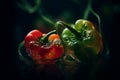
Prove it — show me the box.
[38,30,57,44]
[56,21,82,39]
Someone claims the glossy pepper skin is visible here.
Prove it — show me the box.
[24,29,64,64]
[61,19,103,62]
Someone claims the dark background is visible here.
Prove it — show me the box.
[2,0,119,80]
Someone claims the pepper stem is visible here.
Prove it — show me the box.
[40,30,57,43]
[56,21,81,39]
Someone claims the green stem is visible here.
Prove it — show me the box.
[40,30,57,43]
[18,40,33,65]
[83,0,92,19]
[18,40,24,57]
[83,0,101,33]
[38,10,55,26]
[90,9,101,33]
[18,40,31,64]
[17,0,41,13]
[56,21,81,39]
[17,0,55,26]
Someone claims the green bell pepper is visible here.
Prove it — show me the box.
[60,19,103,62]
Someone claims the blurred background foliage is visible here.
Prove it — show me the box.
[6,0,120,80]
[13,0,120,42]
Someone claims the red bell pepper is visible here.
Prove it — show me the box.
[24,29,64,64]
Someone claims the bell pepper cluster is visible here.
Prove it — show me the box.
[24,19,103,64]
